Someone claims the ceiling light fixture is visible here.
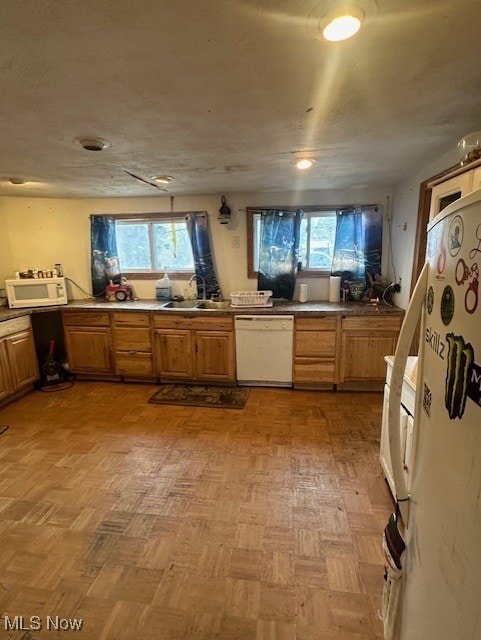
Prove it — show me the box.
[8,177,26,185]
[322,6,364,41]
[151,175,174,184]
[296,158,315,170]
[75,137,111,152]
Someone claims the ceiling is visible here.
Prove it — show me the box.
[1,0,481,199]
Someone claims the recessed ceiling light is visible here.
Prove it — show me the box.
[75,137,111,151]
[323,7,364,41]
[296,159,315,170]
[307,1,376,43]
[151,175,174,184]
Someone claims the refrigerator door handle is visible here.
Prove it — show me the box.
[388,263,428,526]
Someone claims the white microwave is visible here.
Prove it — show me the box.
[5,277,68,308]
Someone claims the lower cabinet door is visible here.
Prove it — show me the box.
[115,351,154,376]
[0,340,13,400]
[293,357,336,385]
[194,331,235,381]
[5,330,39,390]
[155,329,194,379]
[64,327,113,373]
[341,334,397,382]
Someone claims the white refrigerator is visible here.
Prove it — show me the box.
[385,188,481,639]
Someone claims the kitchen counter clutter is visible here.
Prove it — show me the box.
[0,299,404,395]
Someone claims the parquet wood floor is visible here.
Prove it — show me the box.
[0,382,393,639]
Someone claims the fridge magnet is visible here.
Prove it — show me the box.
[445,333,474,419]
[436,237,447,274]
[423,382,432,417]
[466,360,481,408]
[469,223,481,260]
[455,258,471,285]
[440,285,455,325]
[426,285,434,314]
[455,260,479,314]
[448,215,463,257]
[464,266,478,314]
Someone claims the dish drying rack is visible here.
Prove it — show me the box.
[230,290,273,308]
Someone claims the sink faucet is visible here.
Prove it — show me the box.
[189,274,207,300]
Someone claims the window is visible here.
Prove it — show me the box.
[247,207,337,277]
[114,213,195,278]
[299,212,337,270]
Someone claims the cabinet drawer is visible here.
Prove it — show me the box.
[115,351,154,376]
[294,358,336,383]
[296,316,338,331]
[114,327,152,351]
[342,316,402,332]
[113,312,151,327]
[295,331,336,357]
[63,311,111,327]
[154,315,197,330]
[191,316,233,331]
[154,315,233,331]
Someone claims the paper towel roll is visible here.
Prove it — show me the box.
[299,283,308,303]
[329,276,341,303]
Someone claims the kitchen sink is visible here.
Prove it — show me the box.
[161,300,199,309]
[160,299,231,311]
[196,300,231,310]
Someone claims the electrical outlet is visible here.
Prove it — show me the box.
[231,236,240,249]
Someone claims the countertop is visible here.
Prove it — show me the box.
[0,298,404,321]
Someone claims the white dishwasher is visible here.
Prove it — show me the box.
[235,315,294,387]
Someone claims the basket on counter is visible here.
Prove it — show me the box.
[230,290,273,307]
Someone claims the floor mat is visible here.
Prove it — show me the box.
[148,384,249,409]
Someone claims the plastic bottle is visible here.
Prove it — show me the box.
[156,272,172,301]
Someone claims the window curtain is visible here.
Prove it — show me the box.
[185,212,221,299]
[331,206,383,284]
[90,215,121,296]
[257,209,302,300]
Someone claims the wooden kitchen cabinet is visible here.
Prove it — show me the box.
[6,329,40,390]
[0,316,39,402]
[154,314,235,383]
[293,316,339,388]
[156,329,194,379]
[0,341,11,401]
[195,330,235,380]
[339,315,402,386]
[63,311,113,374]
[112,311,155,378]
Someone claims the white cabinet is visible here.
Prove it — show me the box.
[429,161,481,220]
[380,356,417,498]
[429,171,474,220]
[472,166,481,191]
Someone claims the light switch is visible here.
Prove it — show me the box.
[231,236,240,249]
